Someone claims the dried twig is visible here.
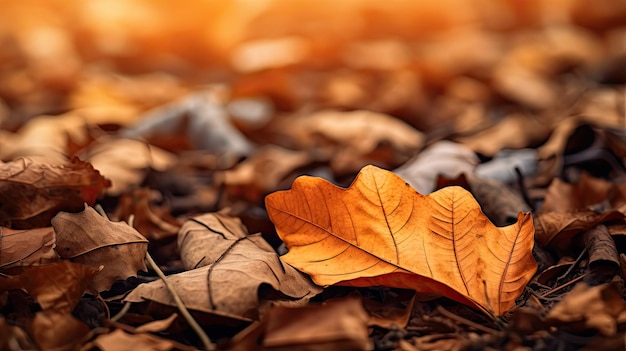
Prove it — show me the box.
[145,252,215,351]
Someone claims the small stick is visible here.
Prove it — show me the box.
[540,273,588,298]
[110,302,131,322]
[145,252,215,351]
[436,305,499,335]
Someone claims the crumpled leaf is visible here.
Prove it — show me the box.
[541,173,613,213]
[395,140,478,194]
[125,213,321,320]
[276,109,424,175]
[0,157,111,228]
[120,90,253,161]
[51,205,148,293]
[113,188,181,241]
[83,328,196,351]
[219,145,312,203]
[474,148,538,184]
[79,137,176,196]
[547,283,626,336]
[262,297,372,351]
[19,261,99,313]
[534,210,624,253]
[266,165,536,315]
[0,226,59,273]
[32,311,90,351]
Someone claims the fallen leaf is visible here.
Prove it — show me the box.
[541,173,613,212]
[80,328,195,351]
[32,311,90,351]
[454,113,552,157]
[0,227,58,274]
[220,145,312,203]
[79,137,176,196]
[52,205,148,293]
[261,297,372,351]
[0,316,35,350]
[547,283,626,336]
[125,212,321,319]
[120,90,253,160]
[266,165,536,315]
[135,313,178,333]
[0,114,90,164]
[436,173,531,226]
[583,224,620,282]
[0,157,111,228]
[474,148,538,184]
[277,109,424,175]
[19,261,99,313]
[534,210,623,253]
[113,188,181,241]
[364,289,416,329]
[395,141,478,194]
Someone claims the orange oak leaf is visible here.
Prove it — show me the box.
[266,165,536,315]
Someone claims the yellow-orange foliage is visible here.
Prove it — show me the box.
[266,165,536,315]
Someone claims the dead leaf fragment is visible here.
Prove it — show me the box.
[534,210,623,253]
[79,137,176,196]
[395,141,478,194]
[113,188,181,241]
[262,297,372,351]
[547,283,626,336]
[52,205,148,293]
[542,173,613,213]
[0,157,111,228]
[266,165,536,315]
[19,261,99,313]
[81,328,193,351]
[0,226,58,273]
[32,311,90,351]
[125,213,321,319]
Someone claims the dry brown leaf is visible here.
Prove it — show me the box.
[547,283,626,336]
[609,182,626,215]
[52,205,148,293]
[262,297,372,351]
[0,157,111,228]
[266,165,536,315]
[364,289,416,329]
[121,90,253,159]
[79,137,176,196]
[0,316,35,350]
[542,173,613,213]
[395,141,478,194]
[113,188,181,241]
[32,311,90,351]
[0,226,58,274]
[0,114,90,163]
[81,328,196,351]
[534,210,623,253]
[276,110,424,174]
[454,113,552,157]
[135,313,178,334]
[125,213,321,320]
[220,145,312,202]
[19,261,99,313]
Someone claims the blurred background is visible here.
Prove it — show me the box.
[0,0,624,132]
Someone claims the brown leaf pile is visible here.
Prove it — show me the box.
[0,0,625,350]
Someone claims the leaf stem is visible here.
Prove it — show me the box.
[145,252,215,351]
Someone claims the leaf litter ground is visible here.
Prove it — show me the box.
[0,1,625,350]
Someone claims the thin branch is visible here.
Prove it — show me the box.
[436,305,499,335]
[145,252,215,351]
